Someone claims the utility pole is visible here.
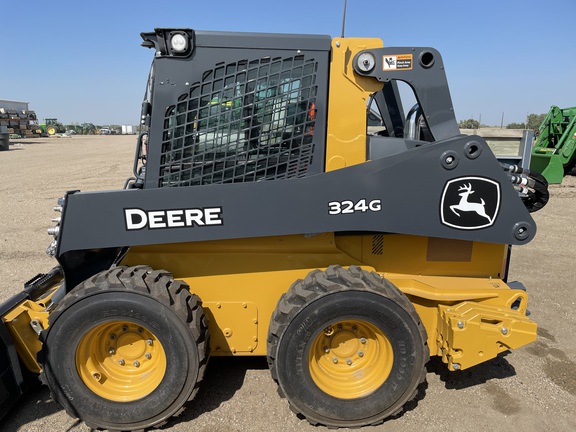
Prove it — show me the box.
[341,0,348,37]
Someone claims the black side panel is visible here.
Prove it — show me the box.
[55,134,536,258]
[0,321,24,421]
[57,247,124,291]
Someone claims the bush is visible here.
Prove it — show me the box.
[459,119,480,129]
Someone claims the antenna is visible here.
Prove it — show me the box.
[341,0,348,38]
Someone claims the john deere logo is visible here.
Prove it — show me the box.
[440,177,500,230]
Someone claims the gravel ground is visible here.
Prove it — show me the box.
[1,135,575,432]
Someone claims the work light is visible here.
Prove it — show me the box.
[170,33,188,53]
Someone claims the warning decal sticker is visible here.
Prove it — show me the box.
[383,54,413,71]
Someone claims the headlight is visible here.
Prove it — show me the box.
[170,33,188,53]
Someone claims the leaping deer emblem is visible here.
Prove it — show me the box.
[450,183,492,223]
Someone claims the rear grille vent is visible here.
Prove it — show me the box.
[371,235,384,255]
[159,55,318,187]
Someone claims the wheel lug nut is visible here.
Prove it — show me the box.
[346,359,352,365]
[92,372,101,380]
[332,357,338,364]
[145,352,151,359]
[110,334,116,340]
[109,348,115,355]
[133,361,140,367]
[360,337,366,344]
[118,359,125,366]
[122,326,128,332]
[337,324,343,330]
[352,326,357,332]
[146,339,153,345]
[138,327,143,333]
[358,351,364,357]
[324,346,330,353]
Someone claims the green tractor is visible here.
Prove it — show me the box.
[41,118,65,136]
[530,105,576,183]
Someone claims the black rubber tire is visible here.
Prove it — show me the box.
[267,265,428,428]
[39,266,209,431]
[564,156,576,175]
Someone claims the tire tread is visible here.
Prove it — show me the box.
[266,265,429,427]
[39,265,210,431]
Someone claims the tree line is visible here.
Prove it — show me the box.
[458,113,547,130]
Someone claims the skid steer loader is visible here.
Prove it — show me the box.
[0,28,549,431]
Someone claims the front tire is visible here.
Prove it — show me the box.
[267,265,428,428]
[40,266,209,431]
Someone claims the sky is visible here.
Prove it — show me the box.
[1,0,574,127]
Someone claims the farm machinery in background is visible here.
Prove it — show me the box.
[530,105,576,183]
[40,118,66,136]
[0,106,43,138]
[0,125,9,150]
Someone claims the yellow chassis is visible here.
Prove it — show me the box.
[2,232,536,374]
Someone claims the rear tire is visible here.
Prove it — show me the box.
[267,265,428,428]
[40,266,209,431]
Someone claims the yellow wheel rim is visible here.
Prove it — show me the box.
[308,320,393,399]
[76,321,167,402]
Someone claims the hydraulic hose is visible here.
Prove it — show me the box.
[501,163,549,213]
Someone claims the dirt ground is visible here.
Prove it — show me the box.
[1,135,575,432]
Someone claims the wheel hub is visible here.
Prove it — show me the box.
[309,319,393,399]
[76,321,167,402]
[330,331,360,358]
[116,332,147,359]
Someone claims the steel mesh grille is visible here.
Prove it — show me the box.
[159,55,318,187]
